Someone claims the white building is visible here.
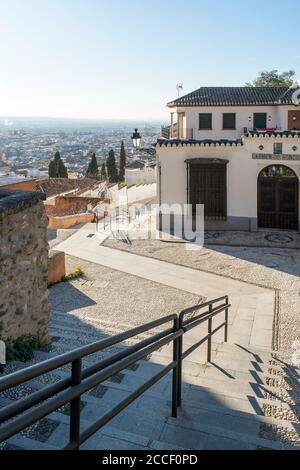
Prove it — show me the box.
[156,86,300,232]
[125,161,156,186]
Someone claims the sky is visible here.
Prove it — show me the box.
[1,0,300,121]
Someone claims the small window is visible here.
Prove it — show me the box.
[223,113,236,130]
[199,113,212,130]
[274,143,282,155]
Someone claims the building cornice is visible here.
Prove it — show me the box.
[156,139,243,148]
[245,131,300,139]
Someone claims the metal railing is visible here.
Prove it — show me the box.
[161,125,194,140]
[0,296,230,450]
[177,295,229,406]
[243,127,300,135]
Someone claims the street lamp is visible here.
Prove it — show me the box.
[131,128,141,150]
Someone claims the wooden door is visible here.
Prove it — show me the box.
[288,110,300,131]
[190,164,227,219]
[258,166,299,230]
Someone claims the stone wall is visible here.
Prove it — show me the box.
[0,189,50,343]
[48,250,66,285]
[44,196,101,217]
[47,212,95,229]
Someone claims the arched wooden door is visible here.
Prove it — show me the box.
[258,165,299,230]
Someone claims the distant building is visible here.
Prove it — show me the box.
[125,161,156,186]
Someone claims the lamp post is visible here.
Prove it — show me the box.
[131,128,141,151]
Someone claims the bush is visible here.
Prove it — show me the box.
[48,267,84,287]
[62,267,83,282]
[5,335,43,362]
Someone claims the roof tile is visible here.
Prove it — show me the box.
[168,87,300,107]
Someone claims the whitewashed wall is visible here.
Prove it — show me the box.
[173,105,300,140]
[108,183,156,207]
[156,138,300,222]
[125,167,156,186]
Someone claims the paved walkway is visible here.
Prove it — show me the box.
[55,226,275,351]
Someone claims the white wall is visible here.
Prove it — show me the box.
[157,138,300,221]
[125,166,156,186]
[108,183,157,207]
[173,105,300,140]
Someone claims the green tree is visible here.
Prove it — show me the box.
[246,70,296,87]
[54,151,61,168]
[48,151,68,178]
[58,158,68,178]
[119,140,126,181]
[100,162,107,181]
[106,149,118,183]
[48,160,57,178]
[86,153,99,178]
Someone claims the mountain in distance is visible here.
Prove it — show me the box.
[0,116,164,132]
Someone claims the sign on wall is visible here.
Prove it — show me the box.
[252,153,300,161]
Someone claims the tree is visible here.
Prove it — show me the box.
[48,151,68,178]
[246,70,296,88]
[119,140,126,181]
[106,149,118,183]
[100,163,107,181]
[48,160,57,178]
[86,153,99,178]
[54,151,61,172]
[58,158,68,178]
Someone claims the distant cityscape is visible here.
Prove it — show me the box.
[0,117,162,179]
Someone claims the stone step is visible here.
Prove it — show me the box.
[3,391,297,451]
[181,366,296,402]
[51,403,298,450]
[1,364,298,451]
[182,382,299,423]
[51,311,149,336]
[196,361,291,384]
[0,435,59,451]
[164,414,299,450]
[3,357,295,428]
[3,339,295,415]
[2,382,298,450]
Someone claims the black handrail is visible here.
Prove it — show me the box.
[0,297,230,450]
[177,295,230,407]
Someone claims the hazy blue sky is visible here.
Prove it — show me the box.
[1,0,299,121]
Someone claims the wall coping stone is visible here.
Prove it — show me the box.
[0,189,46,218]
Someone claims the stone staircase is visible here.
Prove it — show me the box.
[0,310,299,450]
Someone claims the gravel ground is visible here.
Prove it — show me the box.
[49,256,203,326]
[103,238,300,362]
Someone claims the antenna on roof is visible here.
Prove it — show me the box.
[176,83,183,98]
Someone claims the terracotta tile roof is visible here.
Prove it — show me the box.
[168,87,300,107]
[38,178,99,198]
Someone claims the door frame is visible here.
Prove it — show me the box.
[257,165,299,230]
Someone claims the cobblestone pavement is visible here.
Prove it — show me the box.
[103,238,300,362]
[49,256,203,326]
[204,230,300,249]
